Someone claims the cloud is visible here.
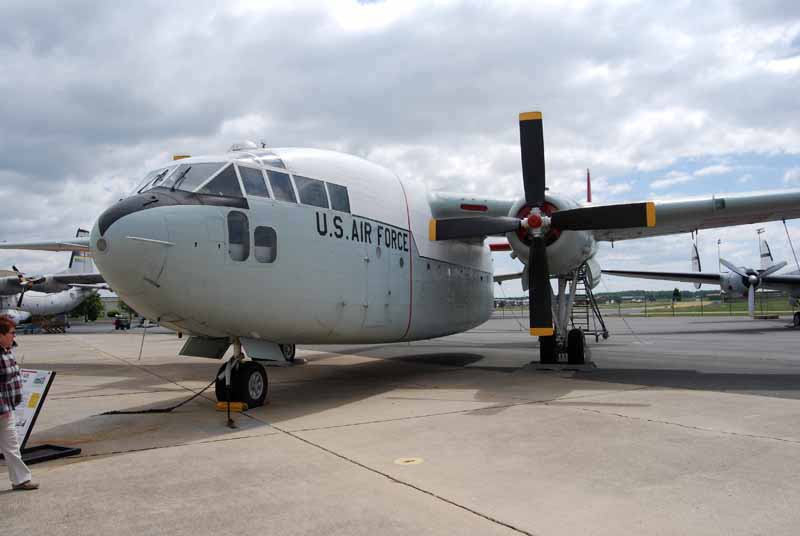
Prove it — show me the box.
[784,167,800,183]
[694,164,733,176]
[650,171,693,189]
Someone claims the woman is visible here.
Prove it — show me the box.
[0,315,38,491]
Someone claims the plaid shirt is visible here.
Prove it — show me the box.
[0,349,22,414]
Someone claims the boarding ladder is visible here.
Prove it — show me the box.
[568,265,609,342]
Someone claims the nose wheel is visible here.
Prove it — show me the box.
[215,360,268,408]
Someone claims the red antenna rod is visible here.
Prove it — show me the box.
[586,168,592,203]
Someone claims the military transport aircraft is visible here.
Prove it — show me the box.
[4,112,800,408]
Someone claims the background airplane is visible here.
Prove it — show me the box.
[604,238,800,325]
[0,229,104,306]
[0,286,99,325]
[4,113,800,408]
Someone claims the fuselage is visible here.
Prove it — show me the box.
[0,288,92,319]
[91,148,498,343]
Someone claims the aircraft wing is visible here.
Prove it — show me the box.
[53,273,105,285]
[493,271,524,284]
[603,269,723,285]
[760,273,800,291]
[0,237,91,252]
[593,190,800,242]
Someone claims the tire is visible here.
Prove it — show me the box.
[794,312,800,328]
[235,361,268,408]
[567,329,586,365]
[280,344,296,363]
[539,335,557,364]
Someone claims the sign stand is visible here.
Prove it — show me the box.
[0,369,81,465]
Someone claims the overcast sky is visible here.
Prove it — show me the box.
[1,0,799,296]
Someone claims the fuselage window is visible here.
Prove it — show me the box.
[162,162,224,192]
[254,226,277,263]
[294,175,329,208]
[238,166,270,198]
[326,182,351,213]
[227,211,250,262]
[267,170,297,203]
[197,164,243,198]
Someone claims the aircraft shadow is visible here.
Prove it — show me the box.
[574,368,800,400]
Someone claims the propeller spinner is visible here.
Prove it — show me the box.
[428,112,657,337]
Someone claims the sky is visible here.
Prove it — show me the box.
[1,0,799,297]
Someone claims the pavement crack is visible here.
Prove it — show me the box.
[251,415,538,536]
[559,405,800,445]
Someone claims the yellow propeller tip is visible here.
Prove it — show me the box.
[530,327,554,336]
[519,111,543,121]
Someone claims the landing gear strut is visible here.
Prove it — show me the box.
[535,265,604,366]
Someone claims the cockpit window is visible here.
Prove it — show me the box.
[133,166,175,195]
[294,175,329,208]
[326,182,351,213]
[237,165,270,198]
[161,162,225,192]
[267,170,297,203]
[196,164,243,198]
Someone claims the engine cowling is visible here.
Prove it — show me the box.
[506,194,598,276]
[30,277,71,294]
[720,271,749,297]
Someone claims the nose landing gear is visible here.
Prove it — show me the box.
[215,339,269,410]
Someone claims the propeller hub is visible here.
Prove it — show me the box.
[748,274,759,286]
[527,214,543,229]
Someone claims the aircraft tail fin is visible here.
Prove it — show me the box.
[691,242,702,289]
[66,228,96,274]
[760,239,773,270]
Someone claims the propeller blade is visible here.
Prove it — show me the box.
[429,217,521,241]
[529,236,554,336]
[519,112,546,207]
[17,290,25,308]
[748,285,755,317]
[550,202,656,231]
[760,261,787,278]
[719,258,746,277]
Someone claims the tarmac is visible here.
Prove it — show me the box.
[3,314,800,535]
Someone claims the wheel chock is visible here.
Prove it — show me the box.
[215,402,248,412]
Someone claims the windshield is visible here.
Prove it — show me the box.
[161,162,225,192]
[131,166,175,195]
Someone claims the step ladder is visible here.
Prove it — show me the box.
[568,265,609,342]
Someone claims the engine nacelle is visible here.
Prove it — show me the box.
[584,258,602,289]
[506,194,598,275]
[30,277,71,294]
[720,272,748,297]
[0,279,23,295]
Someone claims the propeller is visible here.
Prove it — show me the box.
[12,265,45,308]
[720,258,787,316]
[429,112,657,337]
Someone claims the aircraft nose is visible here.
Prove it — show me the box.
[91,205,170,296]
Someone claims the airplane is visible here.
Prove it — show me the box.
[604,239,800,326]
[0,228,104,306]
[0,286,100,325]
[4,111,800,408]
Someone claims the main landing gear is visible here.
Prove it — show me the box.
[215,340,269,408]
[538,328,586,365]
[794,311,800,328]
[535,265,607,366]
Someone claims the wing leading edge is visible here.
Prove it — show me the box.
[593,190,800,242]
